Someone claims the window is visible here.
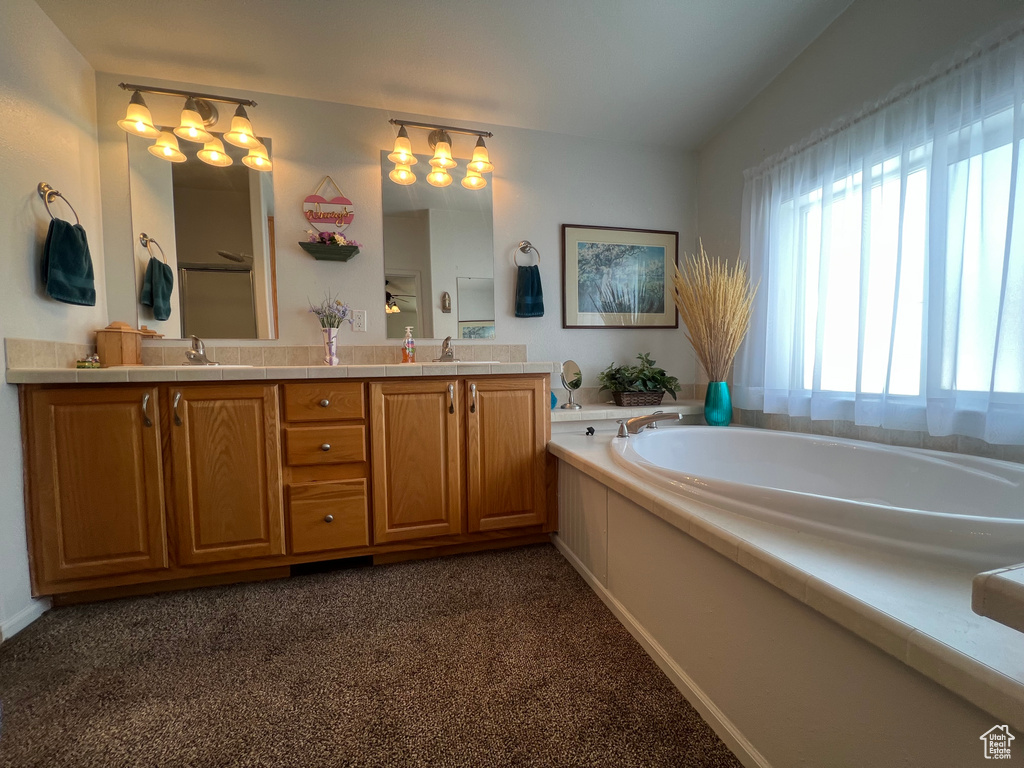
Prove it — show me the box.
[737,35,1024,444]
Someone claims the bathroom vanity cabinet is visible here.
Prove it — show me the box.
[19,373,553,600]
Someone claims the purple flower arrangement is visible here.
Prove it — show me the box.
[309,292,354,329]
[306,230,363,249]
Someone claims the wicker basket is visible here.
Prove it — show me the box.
[612,391,665,407]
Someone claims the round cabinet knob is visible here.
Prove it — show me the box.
[320,443,331,452]
[324,514,334,523]
[319,399,330,408]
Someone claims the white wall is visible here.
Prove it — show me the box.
[697,0,1024,264]
[94,71,699,388]
[0,0,106,637]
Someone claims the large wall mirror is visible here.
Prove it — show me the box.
[380,151,494,340]
[126,133,277,339]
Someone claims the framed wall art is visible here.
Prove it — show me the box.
[561,224,678,328]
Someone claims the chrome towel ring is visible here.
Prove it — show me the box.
[139,233,167,264]
[513,240,540,266]
[37,182,81,226]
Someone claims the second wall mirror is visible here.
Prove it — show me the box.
[380,150,494,340]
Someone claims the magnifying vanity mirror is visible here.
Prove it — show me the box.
[560,360,583,410]
[124,132,277,339]
[380,151,494,340]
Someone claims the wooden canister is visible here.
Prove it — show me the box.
[95,322,143,367]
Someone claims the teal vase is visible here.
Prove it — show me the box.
[704,381,732,426]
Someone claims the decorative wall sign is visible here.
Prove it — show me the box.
[303,176,355,233]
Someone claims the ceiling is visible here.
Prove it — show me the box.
[36,0,853,149]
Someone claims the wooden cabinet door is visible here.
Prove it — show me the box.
[465,378,548,532]
[26,387,168,585]
[169,384,284,565]
[369,380,462,543]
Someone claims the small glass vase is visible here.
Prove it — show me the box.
[322,327,339,366]
[704,381,732,426]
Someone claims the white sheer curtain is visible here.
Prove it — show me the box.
[736,29,1024,444]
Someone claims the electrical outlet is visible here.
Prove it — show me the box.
[351,309,366,333]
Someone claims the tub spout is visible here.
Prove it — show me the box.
[624,412,683,435]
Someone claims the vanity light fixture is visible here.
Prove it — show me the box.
[462,168,487,190]
[389,164,416,185]
[223,105,258,148]
[148,130,187,163]
[387,125,417,166]
[467,137,494,173]
[117,83,271,168]
[117,91,161,138]
[174,97,214,144]
[426,166,453,187]
[242,142,273,172]
[387,119,494,190]
[197,137,233,167]
[428,134,457,170]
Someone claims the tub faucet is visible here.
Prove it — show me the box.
[618,412,683,437]
[185,335,218,365]
[434,336,458,363]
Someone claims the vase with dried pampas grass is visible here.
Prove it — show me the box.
[672,242,758,426]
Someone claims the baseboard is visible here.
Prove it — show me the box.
[0,598,50,643]
[552,535,772,768]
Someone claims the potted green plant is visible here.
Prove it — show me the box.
[598,353,681,407]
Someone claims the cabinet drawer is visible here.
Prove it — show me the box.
[288,481,369,554]
[284,425,366,466]
[283,382,364,422]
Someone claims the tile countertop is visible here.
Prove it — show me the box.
[4,362,560,384]
[548,430,1024,731]
[974,563,1024,634]
[550,401,704,422]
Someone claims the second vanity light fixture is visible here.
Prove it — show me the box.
[116,83,273,172]
[387,119,494,190]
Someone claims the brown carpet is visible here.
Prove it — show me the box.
[0,544,741,768]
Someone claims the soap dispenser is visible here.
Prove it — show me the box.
[402,326,416,363]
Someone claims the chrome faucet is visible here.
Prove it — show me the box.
[185,335,218,365]
[616,412,683,438]
[434,336,459,363]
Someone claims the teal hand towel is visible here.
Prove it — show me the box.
[514,264,544,318]
[41,218,95,306]
[140,256,174,321]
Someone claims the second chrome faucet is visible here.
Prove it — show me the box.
[616,412,683,438]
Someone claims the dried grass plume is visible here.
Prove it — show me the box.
[672,242,758,382]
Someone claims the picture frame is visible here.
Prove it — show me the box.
[561,224,678,329]
[458,321,496,339]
